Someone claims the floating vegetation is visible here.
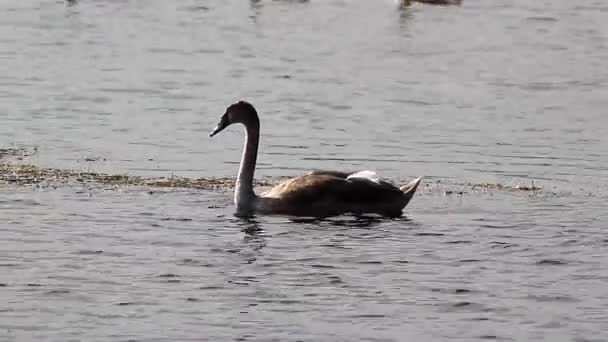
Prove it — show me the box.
[1,161,548,195]
[0,161,278,191]
[1,147,546,194]
[443,190,466,196]
[0,146,37,160]
[469,180,542,192]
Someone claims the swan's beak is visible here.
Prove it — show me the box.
[210,115,229,137]
[209,125,222,137]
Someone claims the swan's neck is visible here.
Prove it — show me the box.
[235,121,259,213]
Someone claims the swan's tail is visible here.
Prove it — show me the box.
[399,177,422,208]
[400,177,422,193]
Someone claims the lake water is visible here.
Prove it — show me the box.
[1,0,607,341]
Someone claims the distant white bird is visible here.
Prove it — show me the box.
[397,0,462,7]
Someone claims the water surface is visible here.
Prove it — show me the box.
[1,0,607,341]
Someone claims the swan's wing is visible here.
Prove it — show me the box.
[263,174,402,203]
[306,170,352,178]
[346,170,380,184]
[307,169,383,184]
[307,169,395,187]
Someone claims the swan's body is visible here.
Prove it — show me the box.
[210,101,421,218]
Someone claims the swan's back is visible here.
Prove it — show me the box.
[259,174,409,217]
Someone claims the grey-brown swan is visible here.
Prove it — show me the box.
[210,101,422,218]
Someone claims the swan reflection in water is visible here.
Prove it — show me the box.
[287,215,414,229]
[235,212,416,231]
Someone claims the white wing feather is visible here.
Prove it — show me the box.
[346,170,381,184]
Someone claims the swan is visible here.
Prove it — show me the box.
[210,101,422,218]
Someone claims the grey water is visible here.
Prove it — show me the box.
[1,0,607,341]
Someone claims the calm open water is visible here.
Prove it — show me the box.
[1,0,608,341]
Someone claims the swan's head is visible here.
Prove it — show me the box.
[210,100,259,137]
